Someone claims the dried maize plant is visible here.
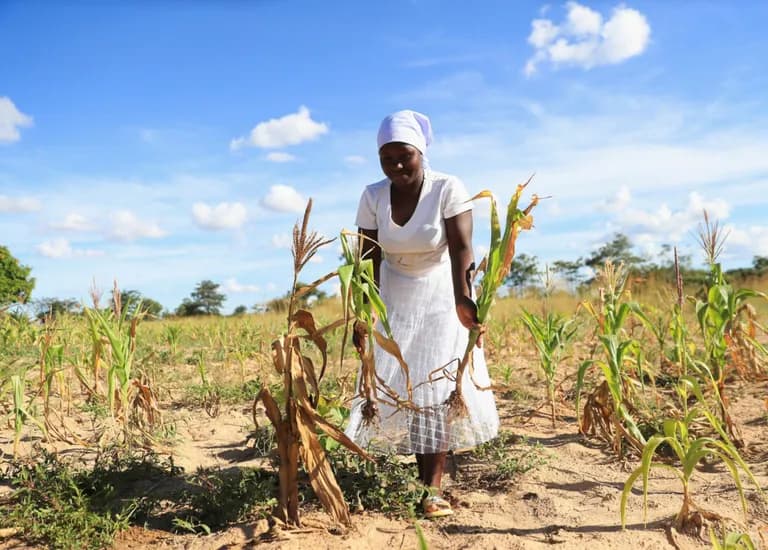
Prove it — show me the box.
[338,229,415,426]
[256,199,375,527]
[445,175,539,418]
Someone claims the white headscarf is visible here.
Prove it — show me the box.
[376,110,433,155]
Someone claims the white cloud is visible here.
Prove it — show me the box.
[266,151,297,163]
[600,190,732,244]
[528,19,560,48]
[726,225,768,257]
[272,233,292,249]
[50,213,95,232]
[597,185,631,212]
[36,238,103,259]
[566,2,602,35]
[545,200,562,217]
[223,277,260,293]
[308,254,324,264]
[261,184,307,213]
[344,155,366,165]
[230,106,329,150]
[37,239,72,258]
[192,202,247,230]
[0,194,41,213]
[111,210,167,241]
[525,2,651,75]
[0,97,33,143]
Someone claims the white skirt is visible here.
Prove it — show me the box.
[345,259,499,454]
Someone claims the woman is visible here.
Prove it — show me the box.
[345,110,499,518]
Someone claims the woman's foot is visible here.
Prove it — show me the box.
[422,495,453,519]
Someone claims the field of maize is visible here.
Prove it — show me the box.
[1,200,767,550]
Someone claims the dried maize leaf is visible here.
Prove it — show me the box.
[296,406,351,525]
[258,387,300,525]
[293,271,339,300]
[299,353,319,406]
[292,309,328,377]
[309,406,374,462]
[518,213,534,230]
[258,387,283,428]
[272,338,287,375]
[373,329,412,400]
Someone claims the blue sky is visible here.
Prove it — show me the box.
[2,1,767,313]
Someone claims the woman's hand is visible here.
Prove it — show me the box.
[455,296,484,348]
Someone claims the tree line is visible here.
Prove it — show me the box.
[3,235,767,318]
[504,233,768,293]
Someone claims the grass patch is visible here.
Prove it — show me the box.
[169,466,277,533]
[453,431,548,489]
[0,448,280,547]
[327,449,424,517]
[0,450,170,550]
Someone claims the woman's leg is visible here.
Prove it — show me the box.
[416,452,447,489]
[416,453,424,482]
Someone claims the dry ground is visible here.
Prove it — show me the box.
[2,365,767,550]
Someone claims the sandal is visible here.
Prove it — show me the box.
[422,495,453,519]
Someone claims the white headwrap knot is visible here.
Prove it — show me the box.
[376,110,433,154]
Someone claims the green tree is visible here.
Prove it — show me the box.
[175,280,226,316]
[504,253,539,293]
[192,280,226,314]
[265,281,327,312]
[551,258,584,289]
[232,305,248,316]
[116,289,164,318]
[175,298,203,316]
[585,233,646,272]
[0,246,35,306]
[34,297,81,320]
[754,255,768,272]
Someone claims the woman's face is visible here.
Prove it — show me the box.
[378,142,423,189]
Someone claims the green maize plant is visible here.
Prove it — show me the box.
[446,176,539,418]
[709,529,757,550]
[696,264,767,383]
[576,261,648,455]
[36,321,66,417]
[620,380,763,534]
[83,285,158,439]
[164,324,182,362]
[36,334,76,444]
[668,249,695,417]
[631,304,673,375]
[520,309,577,427]
[694,211,768,447]
[11,373,47,457]
[195,350,220,418]
[338,229,414,425]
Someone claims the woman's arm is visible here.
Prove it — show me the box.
[358,227,381,289]
[445,211,480,331]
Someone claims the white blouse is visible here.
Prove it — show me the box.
[355,170,473,276]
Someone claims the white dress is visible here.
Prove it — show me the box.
[344,170,500,454]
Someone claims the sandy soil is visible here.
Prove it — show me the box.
[2,375,767,550]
